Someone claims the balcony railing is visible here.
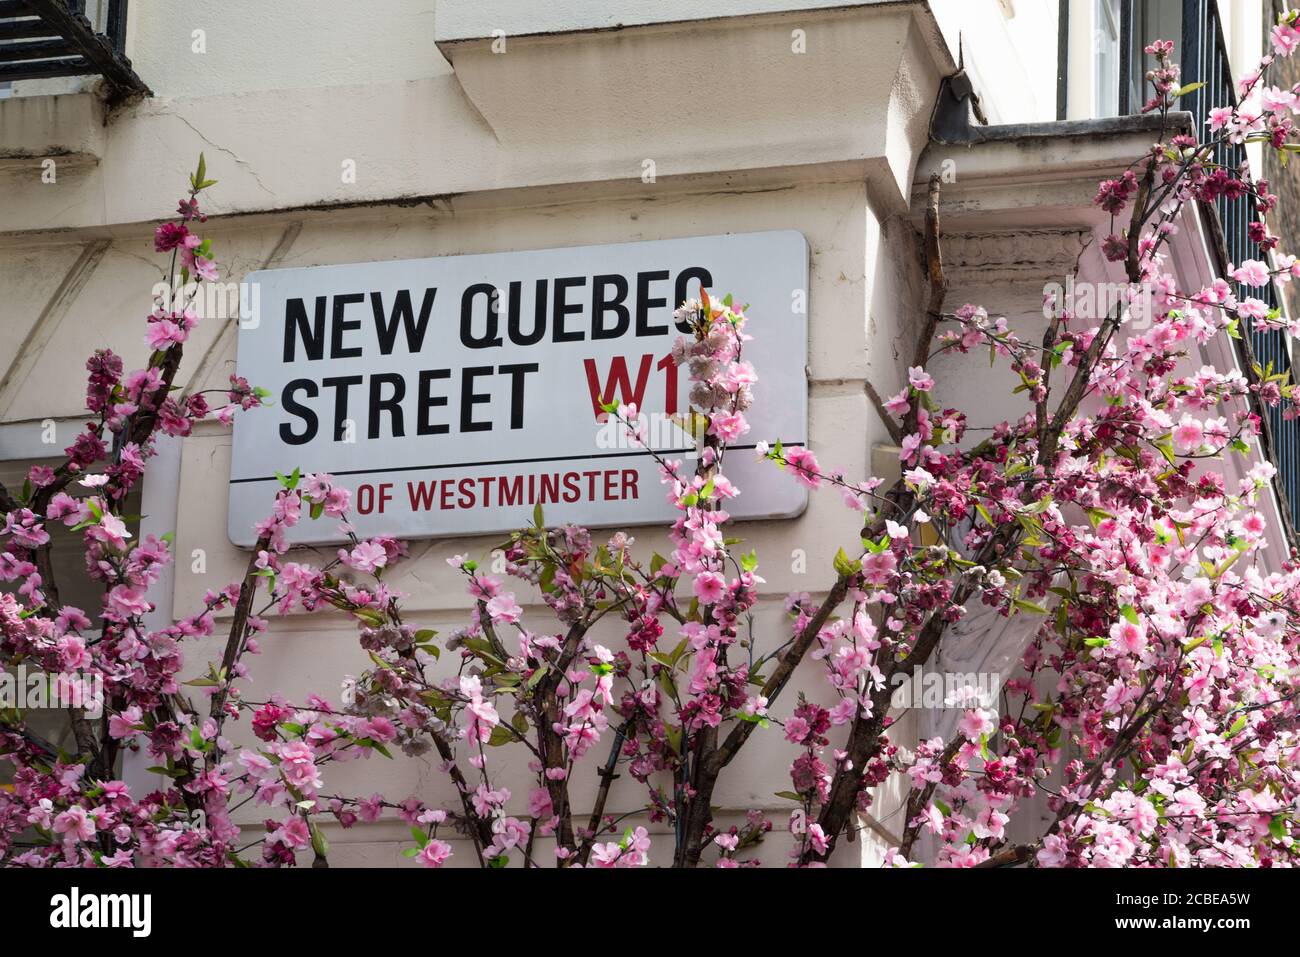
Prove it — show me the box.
[0,0,148,101]
[1117,0,1300,533]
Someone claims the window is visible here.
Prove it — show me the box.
[1124,0,1182,113]
[1094,0,1123,117]
[1061,0,1185,119]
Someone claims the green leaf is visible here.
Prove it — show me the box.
[1172,81,1205,98]
[663,723,683,755]
[487,724,515,747]
[1120,604,1140,625]
[353,607,386,627]
[309,820,329,858]
[833,547,859,578]
[1085,508,1112,528]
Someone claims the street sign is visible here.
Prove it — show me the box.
[228,230,808,545]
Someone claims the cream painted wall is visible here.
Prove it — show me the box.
[930,0,1061,123]
[433,0,909,40]
[0,3,949,866]
[5,0,1254,868]
[4,0,449,99]
[129,0,451,97]
[156,178,919,865]
[0,4,948,233]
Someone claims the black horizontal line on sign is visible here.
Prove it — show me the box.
[229,442,805,484]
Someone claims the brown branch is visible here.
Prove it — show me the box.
[576,719,630,866]
[1036,309,1062,450]
[712,574,853,773]
[974,843,1034,868]
[537,618,591,857]
[864,380,904,446]
[428,728,493,865]
[707,175,951,780]
[899,733,964,858]
[208,533,272,721]
[676,177,955,866]
[915,172,950,368]
[1124,159,1155,285]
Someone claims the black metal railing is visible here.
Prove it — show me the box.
[0,0,147,99]
[1117,0,1300,529]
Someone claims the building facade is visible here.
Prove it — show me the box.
[0,0,1290,865]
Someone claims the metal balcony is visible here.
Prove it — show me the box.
[0,0,148,101]
[1115,0,1300,534]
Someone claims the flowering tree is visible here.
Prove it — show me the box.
[7,23,1300,869]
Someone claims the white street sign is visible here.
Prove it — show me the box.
[228,230,809,545]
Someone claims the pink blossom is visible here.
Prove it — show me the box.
[342,540,387,574]
[274,741,323,793]
[53,806,95,842]
[417,839,452,867]
[693,570,726,605]
[485,592,523,625]
[908,365,935,392]
[957,709,994,742]
[1230,259,1271,287]
[708,411,749,443]
[1173,415,1205,453]
[783,446,821,489]
[861,550,897,586]
[884,388,911,418]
